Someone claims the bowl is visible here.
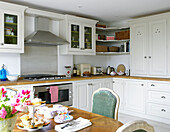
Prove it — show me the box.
[110,71,116,76]
[7,75,19,81]
[117,72,124,76]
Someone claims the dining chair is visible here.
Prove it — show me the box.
[116,120,155,132]
[92,88,120,120]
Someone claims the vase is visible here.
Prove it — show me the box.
[0,115,17,132]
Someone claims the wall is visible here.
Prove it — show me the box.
[0,53,20,75]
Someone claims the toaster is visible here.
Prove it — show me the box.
[91,67,103,75]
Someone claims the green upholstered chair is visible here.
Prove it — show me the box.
[116,120,155,132]
[92,88,120,120]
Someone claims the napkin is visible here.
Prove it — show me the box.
[55,117,92,132]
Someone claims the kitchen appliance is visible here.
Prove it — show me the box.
[25,17,69,45]
[78,64,91,76]
[106,66,111,75]
[22,74,70,81]
[34,83,72,106]
[91,67,103,75]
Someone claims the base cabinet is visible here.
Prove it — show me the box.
[73,79,113,112]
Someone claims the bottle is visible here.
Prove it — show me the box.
[76,64,80,76]
[0,64,7,81]
[73,64,77,76]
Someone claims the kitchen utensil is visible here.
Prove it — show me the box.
[117,64,126,73]
[7,75,18,81]
[106,66,111,75]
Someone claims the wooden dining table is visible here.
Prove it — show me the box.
[14,105,123,132]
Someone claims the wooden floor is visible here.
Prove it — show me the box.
[119,113,170,132]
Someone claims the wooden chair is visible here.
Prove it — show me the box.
[92,88,120,120]
[116,120,155,132]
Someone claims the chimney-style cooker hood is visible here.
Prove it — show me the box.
[24,17,69,45]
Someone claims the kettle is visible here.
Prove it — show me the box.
[106,66,111,75]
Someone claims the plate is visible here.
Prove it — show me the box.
[16,121,50,131]
[54,115,73,123]
[117,64,126,73]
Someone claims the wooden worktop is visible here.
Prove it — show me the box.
[1,75,170,86]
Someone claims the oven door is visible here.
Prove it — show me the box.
[34,83,72,106]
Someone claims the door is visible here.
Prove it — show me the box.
[149,19,167,76]
[130,23,148,76]
[124,80,146,114]
[83,25,93,50]
[68,22,81,51]
[101,79,113,90]
[1,10,22,48]
[76,82,92,111]
[113,79,124,111]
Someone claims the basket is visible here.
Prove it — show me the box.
[96,45,108,52]
[115,30,130,40]
[108,46,120,52]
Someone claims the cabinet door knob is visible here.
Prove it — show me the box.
[161,96,166,99]
[144,56,147,59]
[151,84,155,86]
[1,43,4,46]
[113,81,115,83]
[161,109,166,112]
[141,84,144,86]
[149,56,151,59]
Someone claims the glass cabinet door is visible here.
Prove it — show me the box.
[71,24,80,49]
[4,14,18,45]
[84,26,92,49]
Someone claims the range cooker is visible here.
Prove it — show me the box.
[22,74,70,81]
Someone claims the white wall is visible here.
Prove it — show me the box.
[0,53,20,75]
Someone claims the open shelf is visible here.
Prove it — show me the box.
[96,52,130,55]
[96,27,129,31]
[96,39,130,43]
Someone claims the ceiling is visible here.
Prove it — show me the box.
[2,0,170,23]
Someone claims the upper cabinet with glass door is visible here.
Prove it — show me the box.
[0,2,27,53]
[60,15,98,55]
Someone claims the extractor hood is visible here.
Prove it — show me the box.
[24,17,69,45]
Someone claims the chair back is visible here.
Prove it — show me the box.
[92,88,120,120]
[116,120,155,132]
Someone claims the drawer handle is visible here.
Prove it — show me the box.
[88,83,92,86]
[151,84,155,86]
[161,109,166,112]
[161,96,166,99]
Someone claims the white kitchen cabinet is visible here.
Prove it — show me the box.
[0,2,27,53]
[101,78,113,90]
[130,23,148,75]
[113,78,124,111]
[130,14,168,77]
[124,79,146,114]
[60,15,98,55]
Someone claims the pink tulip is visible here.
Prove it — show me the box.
[12,107,17,114]
[16,98,20,103]
[22,90,26,95]
[26,94,30,99]
[0,107,7,119]
[17,93,21,98]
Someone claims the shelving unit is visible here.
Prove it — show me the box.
[96,26,130,55]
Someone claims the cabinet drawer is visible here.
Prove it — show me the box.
[147,103,170,119]
[148,90,170,105]
[148,82,170,92]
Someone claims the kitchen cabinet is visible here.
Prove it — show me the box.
[130,14,168,77]
[96,27,130,55]
[60,15,98,55]
[124,79,146,114]
[73,79,113,112]
[0,2,27,53]
[113,78,124,111]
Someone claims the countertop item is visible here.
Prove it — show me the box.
[117,64,126,73]
[106,66,111,75]
[14,105,123,132]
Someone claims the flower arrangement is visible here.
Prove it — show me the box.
[0,86,31,120]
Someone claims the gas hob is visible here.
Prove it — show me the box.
[22,74,70,81]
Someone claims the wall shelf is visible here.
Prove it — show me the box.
[96,39,130,43]
[96,52,130,55]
